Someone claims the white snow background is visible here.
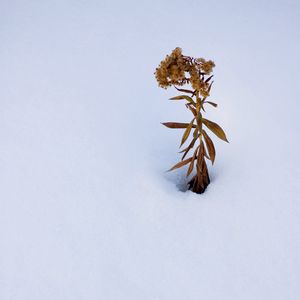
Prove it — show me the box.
[1,0,300,299]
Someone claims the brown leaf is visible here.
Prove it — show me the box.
[174,86,194,94]
[202,118,229,142]
[205,75,214,83]
[197,142,205,172]
[193,127,199,138]
[186,159,195,177]
[161,122,196,129]
[205,101,218,108]
[201,102,206,112]
[208,81,214,93]
[169,95,195,104]
[180,119,194,147]
[203,142,210,160]
[180,136,197,160]
[202,130,216,164]
[168,157,193,172]
[187,105,197,116]
[186,146,199,177]
[196,114,202,130]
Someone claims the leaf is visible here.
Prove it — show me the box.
[202,130,216,164]
[205,101,218,108]
[161,122,196,129]
[203,142,210,160]
[197,142,205,172]
[196,114,202,130]
[201,101,206,112]
[208,81,214,93]
[187,104,197,116]
[192,127,199,138]
[180,119,194,147]
[186,160,194,177]
[180,135,198,160]
[205,75,214,83]
[186,146,199,177]
[174,86,194,94]
[202,118,229,142]
[168,157,193,172]
[169,95,195,104]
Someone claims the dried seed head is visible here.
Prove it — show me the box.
[154,47,188,88]
[196,58,215,74]
[154,48,215,97]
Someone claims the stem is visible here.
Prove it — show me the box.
[195,90,203,144]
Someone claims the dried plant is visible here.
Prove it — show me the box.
[155,47,228,194]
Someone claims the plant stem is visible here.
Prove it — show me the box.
[194,90,203,144]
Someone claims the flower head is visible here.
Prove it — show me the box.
[196,58,215,74]
[155,48,215,97]
[154,47,188,88]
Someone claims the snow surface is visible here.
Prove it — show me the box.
[1,0,300,299]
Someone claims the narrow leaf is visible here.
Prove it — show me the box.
[161,122,196,129]
[197,141,205,172]
[203,142,210,160]
[186,146,199,177]
[202,118,229,142]
[169,95,195,104]
[179,137,195,153]
[205,75,214,83]
[168,157,193,172]
[181,134,198,160]
[205,101,218,108]
[201,101,206,112]
[193,127,199,138]
[174,86,194,94]
[186,161,194,177]
[187,105,197,116]
[196,114,202,131]
[180,119,194,147]
[202,130,216,164]
[208,81,214,93]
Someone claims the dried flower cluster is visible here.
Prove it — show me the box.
[155,47,215,98]
[155,48,228,194]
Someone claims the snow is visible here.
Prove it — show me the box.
[1,0,300,299]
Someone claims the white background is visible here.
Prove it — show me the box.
[1,0,300,299]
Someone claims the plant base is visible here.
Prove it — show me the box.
[187,159,210,194]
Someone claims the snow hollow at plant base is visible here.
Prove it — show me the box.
[155,47,228,194]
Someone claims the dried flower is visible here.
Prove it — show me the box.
[154,47,188,88]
